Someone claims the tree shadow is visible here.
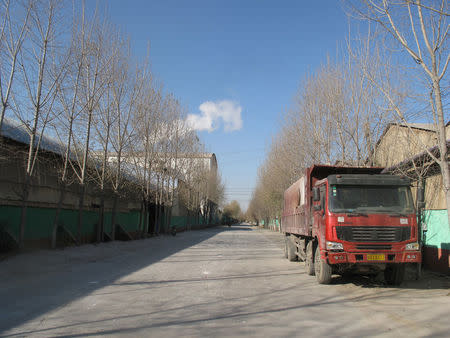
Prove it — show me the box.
[1,286,407,338]
[423,243,450,276]
[220,224,255,231]
[2,225,448,336]
[0,226,224,334]
[328,269,449,290]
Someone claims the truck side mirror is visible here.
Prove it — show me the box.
[313,187,320,202]
[417,186,425,209]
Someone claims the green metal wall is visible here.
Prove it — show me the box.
[0,205,140,241]
[260,218,280,231]
[170,214,216,230]
[0,203,225,251]
[423,209,450,250]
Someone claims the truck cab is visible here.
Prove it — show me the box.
[312,174,421,284]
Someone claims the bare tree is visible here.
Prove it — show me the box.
[51,3,95,247]
[14,0,67,247]
[128,77,160,236]
[0,0,218,248]
[71,8,113,244]
[0,0,31,131]
[223,200,242,221]
[249,46,403,224]
[347,0,450,227]
[90,76,116,241]
[165,104,185,231]
[109,43,144,240]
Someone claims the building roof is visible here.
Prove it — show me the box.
[383,121,449,135]
[381,139,450,179]
[158,152,216,159]
[371,121,449,156]
[0,117,161,192]
[379,123,436,142]
[0,117,67,157]
[407,123,435,131]
[108,151,216,160]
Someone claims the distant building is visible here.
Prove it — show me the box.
[105,152,217,183]
[105,151,220,228]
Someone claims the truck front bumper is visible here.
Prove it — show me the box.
[327,250,421,264]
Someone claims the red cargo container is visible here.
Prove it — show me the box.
[282,165,421,285]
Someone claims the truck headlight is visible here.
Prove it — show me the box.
[405,242,419,251]
[326,241,343,251]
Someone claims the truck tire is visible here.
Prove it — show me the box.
[384,264,405,286]
[286,236,297,261]
[314,246,332,284]
[305,241,315,275]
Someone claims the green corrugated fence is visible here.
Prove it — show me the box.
[422,209,450,250]
[0,205,140,242]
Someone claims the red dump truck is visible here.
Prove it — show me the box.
[282,165,421,285]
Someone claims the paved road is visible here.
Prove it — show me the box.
[1,224,449,337]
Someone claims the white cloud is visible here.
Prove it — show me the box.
[186,100,243,132]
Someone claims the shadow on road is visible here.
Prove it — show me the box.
[2,224,449,336]
[327,271,450,290]
[1,269,422,338]
[0,282,303,337]
[0,225,225,334]
[222,224,256,231]
[2,279,441,338]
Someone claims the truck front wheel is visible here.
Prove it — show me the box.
[384,264,405,286]
[305,241,315,275]
[314,246,332,284]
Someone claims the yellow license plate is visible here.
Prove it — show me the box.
[367,254,385,261]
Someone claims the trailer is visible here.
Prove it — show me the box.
[282,165,422,285]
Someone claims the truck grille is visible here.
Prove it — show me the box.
[336,226,410,243]
[356,244,392,250]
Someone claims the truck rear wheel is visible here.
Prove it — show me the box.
[384,264,405,286]
[286,236,297,261]
[314,246,332,284]
[305,241,315,275]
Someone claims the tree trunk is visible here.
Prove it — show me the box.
[208,202,212,225]
[97,195,105,243]
[111,193,118,240]
[197,206,200,227]
[167,205,172,232]
[158,202,164,234]
[445,188,450,231]
[432,79,450,230]
[187,189,191,231]
[51,183,66,249]
[144,200,149,237]
[153,199,158,235]
[77,184,86,245]
[18,175,31,249]
[139,198,148,238]
[159,176,165,234]
[138,198,144,238]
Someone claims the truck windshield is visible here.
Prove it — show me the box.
[328,185,414,214]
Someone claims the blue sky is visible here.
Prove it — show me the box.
[101,0,350,210]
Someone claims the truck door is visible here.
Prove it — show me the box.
[313,184,326,240]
